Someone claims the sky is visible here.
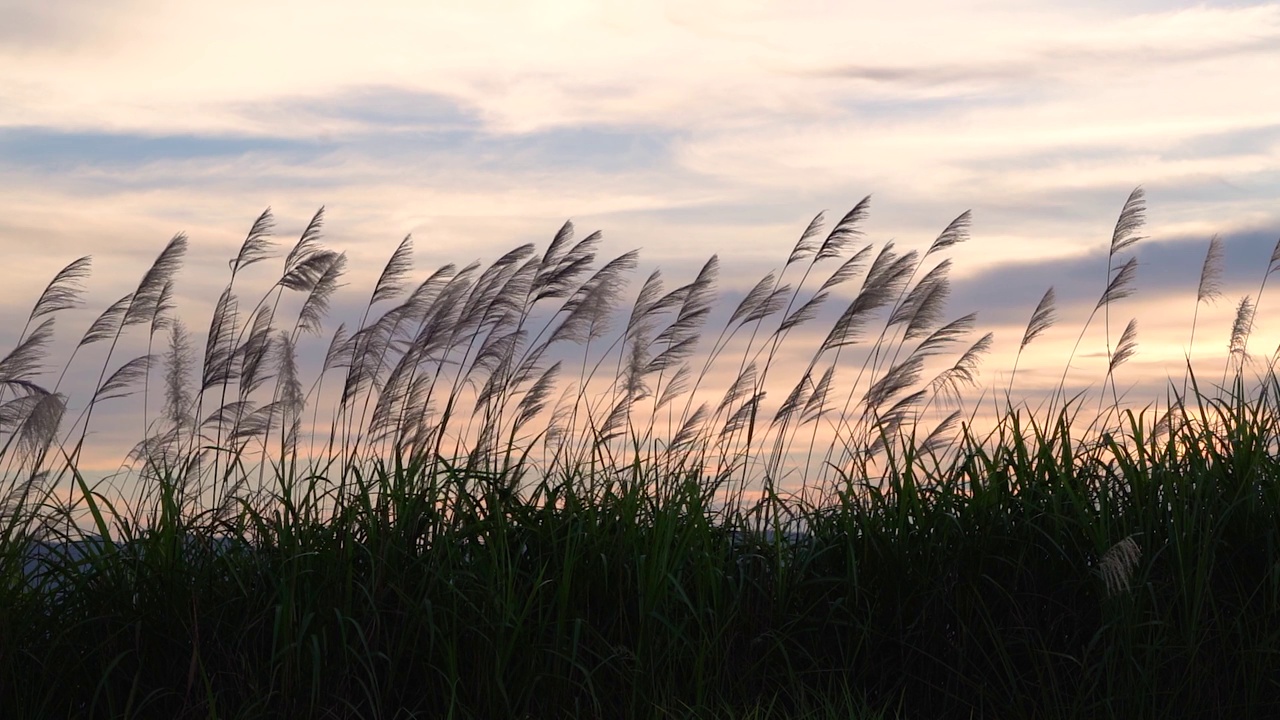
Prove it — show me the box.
[2,0,1279,474]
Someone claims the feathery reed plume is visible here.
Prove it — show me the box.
[258,269,328,453]
[323,324,351,373]
[229,208,275,275]
[1152,404,1176,442]
[647,334,698,376]
[4,391,63,476]
[79,294,133,349]
[926,210,971,257]
[824,248,926,443]
[1101,317,1139,411]
[162,320,193,429]
[1056,186,1143,412]
[817,210,978,482]
[66,235,185,391]
[94,355,154,403]
[913,313,977,359]
[647,257,718,425]
[919,409,962,457]
[0,319,55,391]
[893,260,951,340]
[728,272,782,328]
[863,354,924,415]
[786,212,826,266]
[140,263,185,441]
[1109,187,1146,258]
[0,256,88,448]
[1021,287,1058,351]
[821,245,907,352]
[345,233,419,445]
[870,215,970,382]
[395,265,472,369]
[819,244,875,294]
[427,246,543,461]
[669,403,708,453]
[763,360,820,489]
[271,209,340,459]
[537,227,604,302]
[627,270,672,335]
[659,257,719,350]
[714,205,865,483]
[801,364,837,426]
[147,281,175,341]
[744,200,876,482]
[400,263,459,318]
[816,196,872,261]
[533,221,591,301]
[720,391,764,440]
[213,209,285,468]
[372,235,415,306]
[296,252,347,336]
[1108,319,1139,374]
[121,235,188,330]
[865,389,927,460]
[0,388,60,505]
[599,394,634,444]
[719,277,793,431]
[8,203,1068,537]
[1009,287,1056,396]
[200,400,253,438]
[927,332,993,408]
[618,270,666,403]
[438,244,544,451]
[1098,535,1141,596]
[777,287,825,334]
[1229,296,1254,363]
[773,370,813,428]
[717,363,759,418]
[1097,256,1139,309]
[820,243,924,472]
[538,249,638,348]
[513,361,560,434]
[202,288,240,391]
[540,220,576,272]
[62,235,187,468]
[22,255,91,336]
[237,306,276,399]
[1099,188,1144,402]
[368,350,415,446]
[282,207,325,278]
[398,264,481,437]
[1184,236,1224,400]
[1196,235,1225,304]
[135,319,194,471]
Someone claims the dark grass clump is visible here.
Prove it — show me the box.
[1,190,1279,718]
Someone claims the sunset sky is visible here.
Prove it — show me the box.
[2,0,1279,471]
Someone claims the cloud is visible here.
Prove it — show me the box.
[1,0,1279,470]
[0,0,144,51]
[3,1,1273,134]
[949,225,1280,327]
[0,128,316,170]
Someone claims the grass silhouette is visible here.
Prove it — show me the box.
[1,189,1278,718]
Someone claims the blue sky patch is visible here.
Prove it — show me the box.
[0,127,316,170]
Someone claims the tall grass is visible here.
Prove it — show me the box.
[1,190,1278,718]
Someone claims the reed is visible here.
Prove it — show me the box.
[1,190,1278,718]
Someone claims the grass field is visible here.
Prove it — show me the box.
[2,189,1278,718]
